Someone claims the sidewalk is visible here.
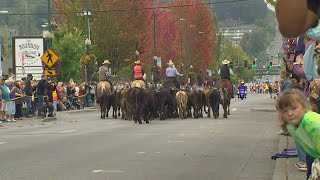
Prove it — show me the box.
[272,134,306,180]
[0,106,99,128]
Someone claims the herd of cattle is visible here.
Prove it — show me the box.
[97,83,231,124]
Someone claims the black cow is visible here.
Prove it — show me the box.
[208,88,220,119]
[110,90,121,118]
[127,87,154,124]
[155,88,174,120]
[100,91,111,119]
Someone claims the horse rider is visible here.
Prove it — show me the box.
[218,59,234,98]
[98,59,113,90]
[133,60,147,85]
[166,60,183,88]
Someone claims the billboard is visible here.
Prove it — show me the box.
[13,37,44,80]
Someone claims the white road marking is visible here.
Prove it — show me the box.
[107,122,119,125]
[232,108,237,111]
[137,152,146,154]
[91,170,124,173]
[60,130,77,134]
[0,142,7,145]
[155,152,161,154]
[168,141,184,143]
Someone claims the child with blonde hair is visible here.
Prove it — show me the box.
[277,88,320,179]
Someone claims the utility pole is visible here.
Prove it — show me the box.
[47,0,51,49]
[153,6,156,56]
[84,0,91,84]
[85,0,90,52]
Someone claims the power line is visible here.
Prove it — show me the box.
[2,0,252,16]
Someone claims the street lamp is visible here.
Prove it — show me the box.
[85,38,91,53]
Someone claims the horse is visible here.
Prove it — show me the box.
[217,79,232,117]
[131,80,146,89]
[97,81,112,119]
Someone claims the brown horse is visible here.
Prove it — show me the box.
[97,81,112,119]
[217,79,232,117]
[131,80,146,89]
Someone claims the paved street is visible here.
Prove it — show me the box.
[0,93,279,180]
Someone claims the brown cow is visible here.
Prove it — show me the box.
[176,90,188,119]
[119,88,131,120]
[187,88,203,119]
[203,89,213,117]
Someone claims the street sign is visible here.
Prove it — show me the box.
[41,49,59,68]
[44,69,56,76]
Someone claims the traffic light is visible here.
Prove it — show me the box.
[268,62,272,70]
[252,60,256,68]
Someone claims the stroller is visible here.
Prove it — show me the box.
[63,96,81,110]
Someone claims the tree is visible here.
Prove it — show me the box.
[222,41,254,82]
[52,28,84,83]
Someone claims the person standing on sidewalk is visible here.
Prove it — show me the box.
[277,89,320,179]
[36,75,48,118]
[24,74,33,118]
[5,79,17,122]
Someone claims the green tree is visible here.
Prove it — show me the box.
[239,12,276,58]
[52,28,84,83]
[221,41,254,82]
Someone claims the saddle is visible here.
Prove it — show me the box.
[131,80,146,89]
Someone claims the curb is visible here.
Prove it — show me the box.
[59,107,99,114]
[250,108,277,112]
[42,117,57,122]
[272,135,306,180]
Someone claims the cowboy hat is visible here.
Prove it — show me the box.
[102,60,111,65]
[134,60,141,64]
[222,59,230,65]
[168,60,174,67]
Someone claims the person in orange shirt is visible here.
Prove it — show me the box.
[133,60,147,85]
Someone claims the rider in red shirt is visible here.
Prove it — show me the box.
[133,60,144,79]
[133,60,147,85]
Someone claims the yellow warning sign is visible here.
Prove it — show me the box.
[41,49,59,68]
[44,69,56,76]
